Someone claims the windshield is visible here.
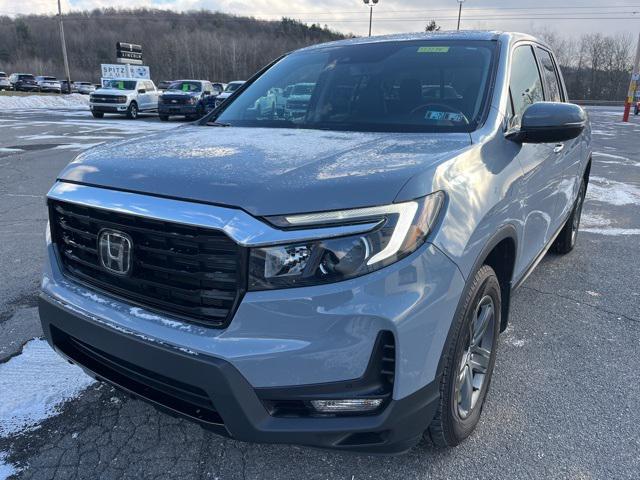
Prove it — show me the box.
[19,75,35,80]
[168,81,202,92]
[216,41,496,133]
[103,80,137,90]
[43,77,57,81]
[225,82,243,92]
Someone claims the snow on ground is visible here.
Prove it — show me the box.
[580,212,640,236]
[0,93,88,110]
[0,339,94,437]
[0,450,18,480]
[586,176,640,206]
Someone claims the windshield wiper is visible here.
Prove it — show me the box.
[205,121,231,127]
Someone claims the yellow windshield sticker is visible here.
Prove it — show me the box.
[418,46,450,53]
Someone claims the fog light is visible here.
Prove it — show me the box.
[310,398,383,413]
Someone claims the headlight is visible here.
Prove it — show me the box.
[188,97,197,105]
[117,96,127,103]
[248,192,445,290]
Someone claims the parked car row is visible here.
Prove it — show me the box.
[89,78,246,120]
[0,71,97,94]
[87,77,331,122]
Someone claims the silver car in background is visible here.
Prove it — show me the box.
[35,76,62,93]
[0,72,10,90]
[75,82,96,95]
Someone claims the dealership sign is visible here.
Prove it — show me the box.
[116,42,143,65]
[101,64,150,80]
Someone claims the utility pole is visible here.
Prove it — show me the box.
[363,0,379,37]
[622,33,640,122]
[57,0,72,93]
[457,0,465,31]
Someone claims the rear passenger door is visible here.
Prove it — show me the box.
[509,44,561,275]
[146,81,159,110]
[535,46,582,232]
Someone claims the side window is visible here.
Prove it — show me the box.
[509,45,544,124]
[145,81,155,91]
[536,48,563,102]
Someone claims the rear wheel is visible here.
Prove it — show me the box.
[428,265,500,447]
[126,101,138,120]
[91,111,104,119]
[550,178,587,255]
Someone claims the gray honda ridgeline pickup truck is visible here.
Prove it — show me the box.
[39,31,591,453]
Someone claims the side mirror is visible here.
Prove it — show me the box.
[507,102,586,144]
[137,88,146,94]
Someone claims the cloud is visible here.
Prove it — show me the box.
[0,0,636,38]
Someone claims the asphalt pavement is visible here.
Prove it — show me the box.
[0,106,638,479]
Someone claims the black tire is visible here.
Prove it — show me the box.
[126,101,139,120]
[91,111,104,119]
[634,105,639,116]
[428,265,501,447]
[159,114,169,122]
[550,178,587,255]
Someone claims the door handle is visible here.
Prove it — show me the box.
[553,143,565,154]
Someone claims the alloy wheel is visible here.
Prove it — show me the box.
[455,295,495,419]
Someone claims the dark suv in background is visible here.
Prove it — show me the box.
[9,73,39,92]
[158,80,215,121]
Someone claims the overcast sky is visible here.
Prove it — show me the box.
[1,0,639,39]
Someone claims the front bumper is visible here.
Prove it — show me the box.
[90,103,128,113]
[40,294,439,453]
[159,104,198,115]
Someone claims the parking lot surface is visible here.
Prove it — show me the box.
[0,106,638,479]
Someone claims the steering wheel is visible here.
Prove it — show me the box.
[410,103,470,125]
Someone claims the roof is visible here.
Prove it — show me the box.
[296,30,540,53]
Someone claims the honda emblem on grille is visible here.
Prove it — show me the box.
[98,229,133,276]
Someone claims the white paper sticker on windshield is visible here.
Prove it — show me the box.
[425,111,463,122]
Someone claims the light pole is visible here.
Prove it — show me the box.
[363,0,379,37]
[57,0,71,92]
[456,0,465,31]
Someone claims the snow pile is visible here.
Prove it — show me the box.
[0,339,95,437]
[0,93,89,110]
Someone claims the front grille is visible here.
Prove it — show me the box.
[49,199,245,327]
[91,95,124,103]
[161,96,190,105]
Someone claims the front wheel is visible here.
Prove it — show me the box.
[126,102,138,120]
[550,178,587,255]
[428,265,500,447]
[91,111,104,119]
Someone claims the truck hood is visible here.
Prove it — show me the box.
[58,126,471,216]
[93,88,134,95]
[162,90,199,97]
